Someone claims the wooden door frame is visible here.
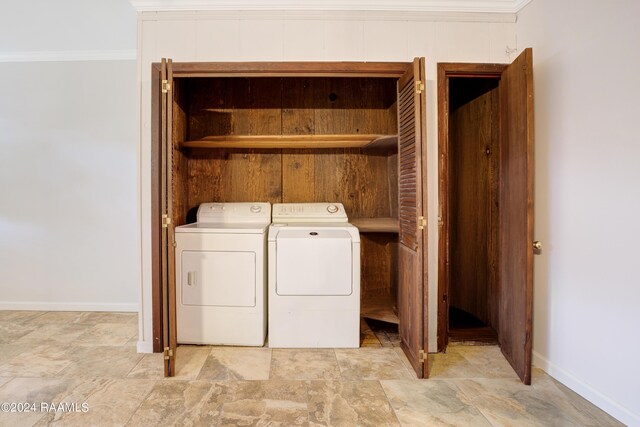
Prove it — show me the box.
[436,63,507,352]
[150,60,414,353]
[150,62,163,352]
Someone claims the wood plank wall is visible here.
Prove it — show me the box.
[172,76,400,300]
[361,234,398,299]
[449,78,500,330]
[180,77,398,220]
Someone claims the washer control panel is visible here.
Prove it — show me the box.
[197,202,271,223]
[272,203,348,223]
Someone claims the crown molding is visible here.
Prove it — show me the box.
[513,0,534,13]
[137,9,516,23]
[130,0,533,14]
[0,50,136,63]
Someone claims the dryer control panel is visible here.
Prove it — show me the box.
[272,203,348,223]
[197,202,271,224]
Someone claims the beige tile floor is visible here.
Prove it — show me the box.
[0,311,623,426]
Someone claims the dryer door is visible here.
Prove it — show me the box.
[181,250,256,307]
[276,229,353,296]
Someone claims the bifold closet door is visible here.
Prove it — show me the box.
[160,58,178,377]
[498,48,534,385]
[397,57,428,378]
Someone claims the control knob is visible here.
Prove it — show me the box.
[326,204,339,214]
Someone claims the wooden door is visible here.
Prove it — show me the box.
[498,48,534,384]
[160,58,178,377]
[397,57,428,378]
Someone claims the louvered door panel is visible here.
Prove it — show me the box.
[398,75,418,250]
[397,58,428,378]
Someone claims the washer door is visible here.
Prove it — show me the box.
[181,250,256,307]
[276,229,352,296]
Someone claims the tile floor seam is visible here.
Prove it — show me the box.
[332,348,343,379]
[304,379,312,426]
[50,376,97,421]
[378,379,406,427]
[446,379,477,405]
[122,378,160,426]
[475,402,499,427]
[547,380,611,426]
[124,352,147,378]
[445,379,498,427]
[191,353,208,380]
[306,381,312,426]
[472,404,503,427]
[216,379,236,427]
[390,347,415,379]
[28,311,48,322]
[0,377,15,390]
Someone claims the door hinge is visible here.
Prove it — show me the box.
[163,347,174,360]
[415,80,425,94]
[418,216,426,230]
[162,79,171,93]
[162,214,172,228]
[419,349,426,364]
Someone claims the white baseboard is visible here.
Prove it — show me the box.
[0,301,138,312]
[136,340,154,354]
[532,351,639,426]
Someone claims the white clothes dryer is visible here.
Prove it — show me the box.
[175,202,270,346]
[268,203,360,348]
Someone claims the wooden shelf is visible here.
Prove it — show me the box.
[362,294,399,324]
[351,217,399,233]
[181,134,397,149]
[363,135,398,150]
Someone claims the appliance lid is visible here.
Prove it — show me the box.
[268,223,360,242]
[196,202,271,224]
[175,222,269,234]
[272,203,348,223]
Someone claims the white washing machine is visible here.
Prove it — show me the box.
[268,203,360,348]
[175,202,270,346]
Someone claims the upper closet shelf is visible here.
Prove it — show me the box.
[181,134,397,150]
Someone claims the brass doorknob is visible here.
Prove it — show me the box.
[532,241,542,251]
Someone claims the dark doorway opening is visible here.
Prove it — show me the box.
[446,76,501,345]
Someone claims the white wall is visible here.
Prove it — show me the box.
[517,1,640,425]
[0,0,139,312]
[136,9,518,354]
[0,0,136,53]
